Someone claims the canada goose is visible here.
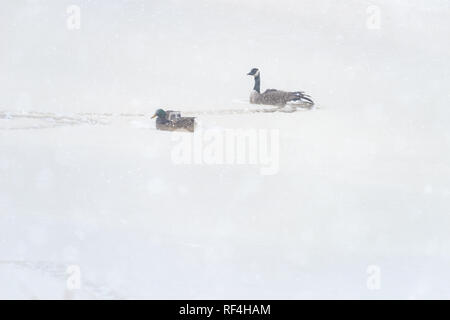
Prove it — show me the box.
[151,109,196,132]
[247,68,314,107]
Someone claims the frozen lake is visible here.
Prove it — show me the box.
[1,0,450,299]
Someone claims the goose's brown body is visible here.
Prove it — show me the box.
[250,89,313,107]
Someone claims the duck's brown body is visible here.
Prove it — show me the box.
[156,117,195,132]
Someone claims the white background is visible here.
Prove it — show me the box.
[1,0,450,299]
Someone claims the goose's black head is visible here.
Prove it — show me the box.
[247,68,260,77]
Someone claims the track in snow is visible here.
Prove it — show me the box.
[0,104,316,130]
[0,260,122,299]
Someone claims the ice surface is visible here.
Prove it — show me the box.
[1,0,450,299]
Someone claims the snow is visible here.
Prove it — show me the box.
[1,0,450,299]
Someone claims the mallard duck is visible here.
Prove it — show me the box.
[247,68,314,107]
[151,109,196,132]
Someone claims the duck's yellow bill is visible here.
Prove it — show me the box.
[151,114,156,119]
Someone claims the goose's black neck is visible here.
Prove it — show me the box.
[253,75,261,93]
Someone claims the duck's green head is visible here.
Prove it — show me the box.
[151,109,166,119]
